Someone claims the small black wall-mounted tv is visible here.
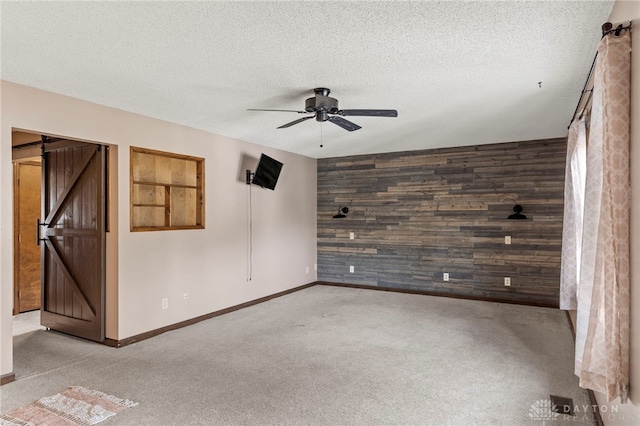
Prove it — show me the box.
[252,154,283,190]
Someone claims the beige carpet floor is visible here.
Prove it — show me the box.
[12,310,44,337]
[1,285,595,425]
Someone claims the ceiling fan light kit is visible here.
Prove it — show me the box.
[248,88,397,132]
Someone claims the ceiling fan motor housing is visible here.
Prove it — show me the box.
[305,95,339,114]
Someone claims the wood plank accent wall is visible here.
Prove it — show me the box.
[317,138,567,307]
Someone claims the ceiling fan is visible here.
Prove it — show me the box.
[247,88,398,132]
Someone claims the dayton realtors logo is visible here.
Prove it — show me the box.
[529,399,560,425]
[529,399,635,424]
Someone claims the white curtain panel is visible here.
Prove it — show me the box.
[575,30,631,403]
[560,118,587,310]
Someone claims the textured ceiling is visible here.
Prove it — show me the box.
[1,1,614,158]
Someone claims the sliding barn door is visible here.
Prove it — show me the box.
[41,140,106,342]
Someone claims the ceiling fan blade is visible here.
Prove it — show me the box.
[247,108,309,114]
[339,109,398,117]
[277,115,315,129]
[328,116,361,132]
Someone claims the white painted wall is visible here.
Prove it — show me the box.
[595,1,640,425]
[0,81,317,376]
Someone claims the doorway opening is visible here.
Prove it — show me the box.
[12,131,43,335]
[11,130,117,345]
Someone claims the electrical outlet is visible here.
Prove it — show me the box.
[443,272,449,281]
[505,236,512,245]
[504,277,511,286]
[314,264,317,271]
[349,265,354,273]
[306,266,309,274]
[350,232,355,240]
[161,298,169,309]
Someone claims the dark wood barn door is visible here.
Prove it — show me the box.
[40,139,106,342]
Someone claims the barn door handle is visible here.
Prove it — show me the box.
[36,219,48,245]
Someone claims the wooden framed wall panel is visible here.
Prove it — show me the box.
[317,138,567,306]
[130,147,204,231]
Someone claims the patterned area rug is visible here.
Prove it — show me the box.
[0,386,138,426]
